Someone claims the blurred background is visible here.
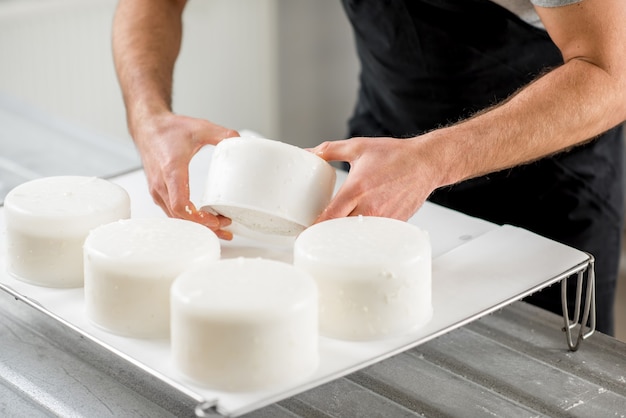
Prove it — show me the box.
[0,0,623,341]
[0,0,358,148]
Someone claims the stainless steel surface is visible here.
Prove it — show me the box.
[0,93,140,204]
[562,256,596,351]
[2,289,625,417]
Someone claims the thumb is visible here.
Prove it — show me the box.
[313,179,359,224]
[311,139,356,163]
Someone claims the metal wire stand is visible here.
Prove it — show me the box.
[561,254,596,351]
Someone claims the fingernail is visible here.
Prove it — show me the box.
[218,230,233,240]
[196,212,219,228]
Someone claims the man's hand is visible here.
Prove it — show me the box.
[133,112,237,240]
[312,136,441,224]
[113,0,234,239]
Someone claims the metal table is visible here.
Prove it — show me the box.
[1,293,625,417]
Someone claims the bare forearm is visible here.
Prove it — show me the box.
[112,0,187,137]
[426,58,626,188]
[427,0,626,188]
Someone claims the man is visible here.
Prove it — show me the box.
[112,0,626,335]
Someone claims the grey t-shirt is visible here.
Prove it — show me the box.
[492,0,583,28]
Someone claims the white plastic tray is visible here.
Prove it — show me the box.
[0,147,591,417]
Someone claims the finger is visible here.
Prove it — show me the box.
[214,228,233,241]
[153,193,173,218]
[216,214,232,228]
[202,211,232,240]
[182,204,233,240]
[183,202,225,230]
[211,128,240,146]
[172,200,233,240]
[162,165,196,218]
[184,210,233,240]
[147,174,174,218]
[348,207,365,217]
[197,124,240,147]
[311,140,358,163]
[195,206,233,230]
[314,182,358,224]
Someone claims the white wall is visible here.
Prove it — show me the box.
[0,0,129,141]
[174,0,280,139]
[276,0,359,147]
[0,0,359,149]
[0,0,282,143]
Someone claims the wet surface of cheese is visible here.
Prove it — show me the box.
[4,176,130,287]
[294,216,432,340]
[171,257,318,390]
[83,217,221,338]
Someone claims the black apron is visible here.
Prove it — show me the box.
[341,0,624,335]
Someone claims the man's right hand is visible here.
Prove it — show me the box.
[113,0,234,238]
[133,111,238,240]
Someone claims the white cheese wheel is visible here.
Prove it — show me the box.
[201,136,336,236]
[4,176,130,287]
[84,217,221,338]
[294,216,432,340]
[171,257,318,390]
